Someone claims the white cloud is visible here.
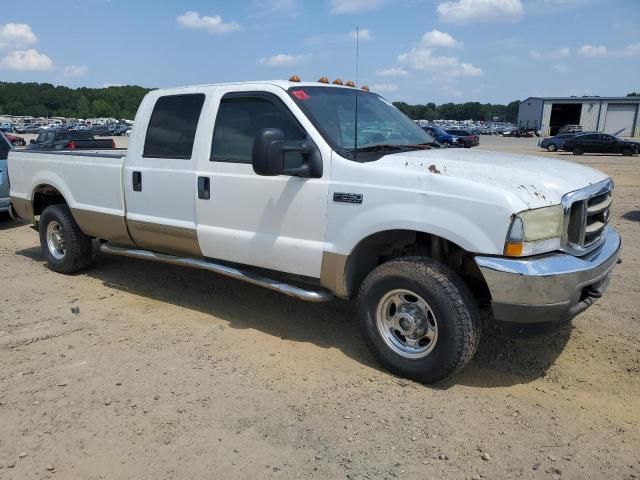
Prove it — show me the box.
[398,48,482,77]
[349,28,372,41]
[371,83,398,93]
[530,47,570,60]
[553,63,569,73]
[176,11,241,34]
[437,0,524,23]
[258,53,306,67]
[63,65,88,77]
[330,0,385,14]
[0,49,53,71]
[0,23,38,49]
[578,44,607,57]
[421,30,460,48]
[617,42,640,57]
[376,67,409,77]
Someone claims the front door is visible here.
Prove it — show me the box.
[124,93,206,257]
[195,88,330,278]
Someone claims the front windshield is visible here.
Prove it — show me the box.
[289,87,434,160]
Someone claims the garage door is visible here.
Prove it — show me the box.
[604,104,637,136]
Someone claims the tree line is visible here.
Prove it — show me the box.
[392,100,521,122]
[0,82,151,120]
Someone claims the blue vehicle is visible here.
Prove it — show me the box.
[421,125,461,147]
[0,133,13,215]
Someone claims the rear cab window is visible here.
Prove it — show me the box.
[143,93,205,159]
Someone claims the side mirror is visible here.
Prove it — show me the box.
[252,128,323,178]
[29,139,35,144]
[252,128,286,176]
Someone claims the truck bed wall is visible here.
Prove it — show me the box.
[8,150,135,246]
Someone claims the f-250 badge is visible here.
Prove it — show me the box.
[333,192,363,204]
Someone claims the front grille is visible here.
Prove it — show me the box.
[565,182,612,252]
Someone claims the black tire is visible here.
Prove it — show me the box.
[573,146,584,156]
[546,144,558,152]
[621,148,633,157]
[39,204,94,274]
[357,257,480,383]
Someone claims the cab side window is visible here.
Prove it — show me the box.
[210,95,305,167]
[143,93,205,159]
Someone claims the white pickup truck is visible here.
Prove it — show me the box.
[8,80,621,382]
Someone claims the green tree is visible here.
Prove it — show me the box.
[91,99,113,117]
[627,92,639,97]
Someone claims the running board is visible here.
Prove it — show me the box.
[99,243,333,303]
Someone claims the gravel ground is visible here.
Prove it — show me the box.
[1,136,638,480]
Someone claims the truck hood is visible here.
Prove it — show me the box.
[374,147,609,210]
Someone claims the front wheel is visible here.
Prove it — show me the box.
[621,148,634,157]
[357,257,480,383]
[39,204,94,274]
[547,144,558,152]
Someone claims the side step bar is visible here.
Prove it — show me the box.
[99,243,333,303]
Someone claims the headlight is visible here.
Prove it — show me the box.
[504,205,564,256]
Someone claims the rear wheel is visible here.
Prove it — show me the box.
[357,257,480,383]
[546,144,557,152]
[39,205,94,274]
[573,146,584,156]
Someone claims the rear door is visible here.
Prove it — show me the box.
[124,92,206,257]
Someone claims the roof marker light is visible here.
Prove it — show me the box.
[289,75,301,82]
[345,81,355,87]
[318,76,329,84]
[361,85,370,91]
[332,79,343,85]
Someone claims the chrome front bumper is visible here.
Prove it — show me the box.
[475,227,621,323]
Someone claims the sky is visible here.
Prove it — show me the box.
[1,0,639,104]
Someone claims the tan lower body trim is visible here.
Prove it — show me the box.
[320,251,349,298]
[10,197,35,223]
[71,209,136,247]
[127,219,203,258]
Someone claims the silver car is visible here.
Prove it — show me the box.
[1,133,13,215]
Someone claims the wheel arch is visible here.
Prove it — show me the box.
[321,229,490,302]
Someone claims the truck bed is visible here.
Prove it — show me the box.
[8,149,128,222]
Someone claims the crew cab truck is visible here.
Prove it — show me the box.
[8,80,621,382]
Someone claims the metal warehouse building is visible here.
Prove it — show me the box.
[518,96,640,137]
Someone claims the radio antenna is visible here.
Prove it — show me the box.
[354,26,360,160]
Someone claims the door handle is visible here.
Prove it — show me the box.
[198,176,210,200]
[132,171,142,192]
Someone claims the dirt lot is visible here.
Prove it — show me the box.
[1,136,639,480]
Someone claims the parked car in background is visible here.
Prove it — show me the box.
[1,122,14,133]
[562,133,639,156]
[111,125,129,136]
[558,124,583,135]
[91,124,112,136]
[539,133,579,152]
[4,134,27,147]
[27,129,116,151]
[444,128,479,148]
[0,133,13,215]
[421,126,461,147]
[15,124,43,134]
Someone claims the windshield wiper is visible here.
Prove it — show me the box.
[353,144,429,153]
